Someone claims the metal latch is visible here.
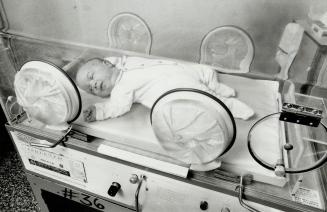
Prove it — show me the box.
[68,129,91,142]
[29,126,90,148]
[279,103,323,127]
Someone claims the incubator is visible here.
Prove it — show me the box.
[0,1,326,212]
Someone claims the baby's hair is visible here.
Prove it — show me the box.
[74,58,104,78]
[81,58,115,68]
[74,57,117,81]
[79,57,103,69]
[83,58,104,66]
[65,58,87,81]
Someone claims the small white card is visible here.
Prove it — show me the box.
[292,187,322,208]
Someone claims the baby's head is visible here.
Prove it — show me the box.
[76,58,119,97]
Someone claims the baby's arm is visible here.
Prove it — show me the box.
[196,65,236,98]
[83,90,134,122]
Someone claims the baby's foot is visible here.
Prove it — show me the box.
[216,83,236,97]
[223,98,254,120]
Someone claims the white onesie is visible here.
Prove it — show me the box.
[94,56,254,121]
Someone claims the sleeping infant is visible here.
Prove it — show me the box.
[76,56,254,122]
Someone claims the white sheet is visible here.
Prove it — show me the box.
[73,74,287,186]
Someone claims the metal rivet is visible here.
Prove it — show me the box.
[284,143,293,151]
[129,174,139,184]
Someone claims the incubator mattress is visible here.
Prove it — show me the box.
[73,74,286,186]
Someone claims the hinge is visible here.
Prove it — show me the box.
[279,103,322,127]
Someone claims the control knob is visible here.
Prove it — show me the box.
[108,182,121,197]
[200,201,208,210]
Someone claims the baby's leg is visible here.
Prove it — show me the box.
[219,97,254,120]
[197,84,253,120]
[213,83,236,97]
[200,81,235,98]
[205,72,235,97]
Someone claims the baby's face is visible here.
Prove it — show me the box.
[76,60,117,97]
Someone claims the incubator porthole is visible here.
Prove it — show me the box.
[200,26,254,73]
[108,13,152,54]
[248,112,327,174]
[150,88,236,170]
[14,60,82,129]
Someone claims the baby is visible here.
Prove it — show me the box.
[76,56,254,122]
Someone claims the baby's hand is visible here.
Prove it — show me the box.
[83,105,96,122]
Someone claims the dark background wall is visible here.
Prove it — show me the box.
[0,108,11,153]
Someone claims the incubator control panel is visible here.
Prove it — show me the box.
[13,132,87,183]
[9,130,282,212]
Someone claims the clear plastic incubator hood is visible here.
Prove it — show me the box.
[14,60,82,129]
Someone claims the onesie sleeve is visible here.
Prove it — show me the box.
[94,89,134,120]
[197,65,236,98]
